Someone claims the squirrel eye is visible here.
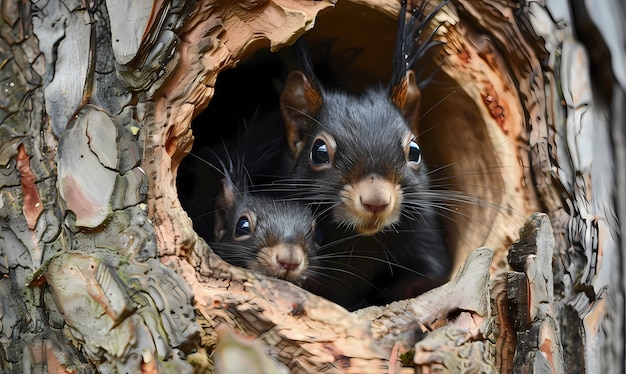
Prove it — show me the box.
[313,225,324,245]
[310,139,329,165]
[408,140,422,164]
[234,216,251,238]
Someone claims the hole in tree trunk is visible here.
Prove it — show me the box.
[177,0,509,307]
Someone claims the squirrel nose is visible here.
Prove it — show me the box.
[361,200,389,213]
[275,245,304,271]
[359,174,393,213]
[277,258,301,271]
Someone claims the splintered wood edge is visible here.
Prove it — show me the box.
[355,248,492,329]
[502,213,564,373]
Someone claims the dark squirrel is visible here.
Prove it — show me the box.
[278,0,451,309]
[210,158,321,285]
[179,120,321,285]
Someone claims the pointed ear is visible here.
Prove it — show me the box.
[391,70,421,134]
[280,70,323,158]
[213,178,235,242]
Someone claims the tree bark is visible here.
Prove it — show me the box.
[0,0,623,373]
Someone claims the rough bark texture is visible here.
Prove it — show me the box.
[0,0,623,373]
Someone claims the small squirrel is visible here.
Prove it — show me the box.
[210,157,321,284]
[278,0,451,309]
[181,135,321,285]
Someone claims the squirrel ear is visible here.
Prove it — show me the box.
[391,70,421,134]
[280,70,323,158]
[213,178,235,242]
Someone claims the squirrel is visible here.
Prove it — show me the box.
[211,162,321,285]
[180,132,321,285]
[277,0,451,309]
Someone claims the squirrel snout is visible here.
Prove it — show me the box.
[361,200,389,213]
[338,174,402,235]
[357,175,394,214]
[277,257,301,271]
[273,244,304,272]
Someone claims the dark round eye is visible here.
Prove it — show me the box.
[313,225,324,245]
[234,216,251,238]
[408,140,422,164]
[310,139,329,165]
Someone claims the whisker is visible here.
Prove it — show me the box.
[311,253,428,278]
[305,267,378,292]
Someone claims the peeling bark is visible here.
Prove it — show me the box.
[0,0,623,373]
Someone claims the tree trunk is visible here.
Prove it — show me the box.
[0,0,623,373]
